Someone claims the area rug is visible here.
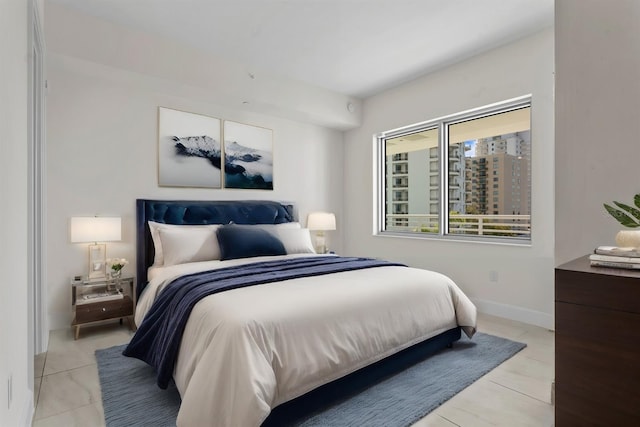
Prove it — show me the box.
[95,332,525,427]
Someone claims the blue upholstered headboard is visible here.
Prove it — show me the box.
[136,199,295,296]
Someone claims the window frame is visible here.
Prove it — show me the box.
[375,95,532,245]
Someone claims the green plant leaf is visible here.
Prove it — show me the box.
[604,203,640,228]
[613,202,640,222]
[634,194,640,210]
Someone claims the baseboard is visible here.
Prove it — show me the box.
[48,312,70,331]
[472,298,554,330]
[19,388,34,427]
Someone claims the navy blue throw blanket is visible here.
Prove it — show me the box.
[123,256,405,389]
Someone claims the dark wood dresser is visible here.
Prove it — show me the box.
[555,255,640,425]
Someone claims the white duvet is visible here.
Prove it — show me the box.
[136,254,477,427]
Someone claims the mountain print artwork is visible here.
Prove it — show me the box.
[157,108,273,189]
[157,107,222,188]
[223,120,273,190]
[224,140,273,190]
[173,135,222,169]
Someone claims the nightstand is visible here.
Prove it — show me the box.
[71,276,136,339]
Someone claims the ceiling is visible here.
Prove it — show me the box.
[48,0,554,98]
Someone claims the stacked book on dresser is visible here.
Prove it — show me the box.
[590,246,640,269]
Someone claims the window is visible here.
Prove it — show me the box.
[377,96,531,241]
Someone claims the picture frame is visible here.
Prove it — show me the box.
[158,107,222,188]
[223,120,274,190]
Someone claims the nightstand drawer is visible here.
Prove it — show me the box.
[555,268,640,314]
[75,296,133,323]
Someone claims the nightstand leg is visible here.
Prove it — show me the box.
[74,325,80,340]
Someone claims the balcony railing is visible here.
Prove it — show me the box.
[385,213,531,238]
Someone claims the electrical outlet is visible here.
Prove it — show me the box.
[489,270,499,282]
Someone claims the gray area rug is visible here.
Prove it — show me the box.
[95,332,525,427]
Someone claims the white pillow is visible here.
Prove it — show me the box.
[148,221,220,266]
[158,227,221,267]
[271,228,316,255]
[253,222,302,231]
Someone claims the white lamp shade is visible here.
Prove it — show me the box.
[70,217,122,243]
[307,212,336,231]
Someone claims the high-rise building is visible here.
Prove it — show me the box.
[385,144,466,230]
[384,130,529,231]
[465,153,529,215]
[464,131,531,215]
[386,152,410,228]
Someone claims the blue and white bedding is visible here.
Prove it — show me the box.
[125,256,405,389]
[133,253,477,427]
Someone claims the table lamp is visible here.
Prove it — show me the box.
[307,212,336,254]
[71,216,121,279]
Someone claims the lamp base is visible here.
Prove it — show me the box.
[314,231,328,254]
[88,243,107,279]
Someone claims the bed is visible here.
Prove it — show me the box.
[126,199,477,427]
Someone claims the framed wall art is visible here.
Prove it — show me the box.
[223,120,273,190]
[158,107,222,188]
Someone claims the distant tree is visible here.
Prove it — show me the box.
[466,204,479,215]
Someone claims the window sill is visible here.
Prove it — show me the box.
[374,231,532,247]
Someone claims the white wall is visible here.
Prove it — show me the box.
[343,29,555,328]
[555,0,640,265]
[45,10,345,329]
[45,2,361,131]
[0,0,36,424]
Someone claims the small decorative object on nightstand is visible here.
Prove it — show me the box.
[71,275,136,339]
[107,257,128,287]
[603,193,640,248]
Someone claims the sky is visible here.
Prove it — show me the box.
[464,140,477,157]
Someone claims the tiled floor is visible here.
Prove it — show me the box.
[32,313,554,426]
[33,323,134,427]
[414,314,554,426]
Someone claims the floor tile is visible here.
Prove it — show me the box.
[412,313,554,426]
[518,325,554,347]
[35,353,46,379]
[435,378,553,426]
[485,353,554,403]
[34,376,42,409]
[33,402,105,427]
[476,313,529,341]
[44,324,133,375]
[34,364,101,420]
[412,412,460,426]
[41,350,95,377]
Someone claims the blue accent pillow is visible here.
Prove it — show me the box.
[217,224,286,260]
